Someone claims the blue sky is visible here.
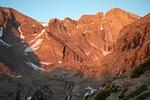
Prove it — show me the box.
[0,0,150,22]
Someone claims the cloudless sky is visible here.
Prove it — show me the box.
[0,0,150,22]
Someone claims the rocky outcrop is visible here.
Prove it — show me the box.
[0,69,91,100]
[97,14,150,77]
[0,7,44,75]
[85,60,150,100]
[76,8,140,51]
[0,74,26,100]
[46,8,139,65]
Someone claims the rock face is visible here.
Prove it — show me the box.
[0,7,150,100]
[0,7,140,74]
[98,14,150,77]
[0,7,44,75]
[46,8,139,65]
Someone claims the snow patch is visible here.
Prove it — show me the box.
[24,47,32,52]
[100,27,103,30]
[76,25,79,29]
[32,25,36,27]
[18,26,25,39]
[15,75,22,78]
[25,61,44,71]
[29,29,45,44]
[31,38,43,51]
[85,86,97,94]
[0,27,3,37]
[58,61,63,64]
[40,29,46,36]
[101,49,110,56]
[27,96,32,100]
[25,38,43,52]
[84,86,97,100]
[83,92,90,100]
[40,61,52,65]
[41,23,48,27]
[100,19,103,30]
[100,21,103,30]
[100,12,106,31]
[103,12,106,17]
[66,95,71,100]
[84,92,90,99]
[0,39,11,46]
[102,51,110,56]
[84,30,88,33]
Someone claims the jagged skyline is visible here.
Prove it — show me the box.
[0,3,150,100]
[0,0,150,22]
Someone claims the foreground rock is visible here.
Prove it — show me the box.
[0,69,98,100]
[86,60,150,100]
[85,14,150,100]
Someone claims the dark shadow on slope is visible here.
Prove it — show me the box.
[130,59,150,78]
[26,67,99,100]
[0,19,42,76]
[0,67,95,100]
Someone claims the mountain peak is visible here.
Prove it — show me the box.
[0,7,150,100]
[108,7,125,12]
[0,7,142,74]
